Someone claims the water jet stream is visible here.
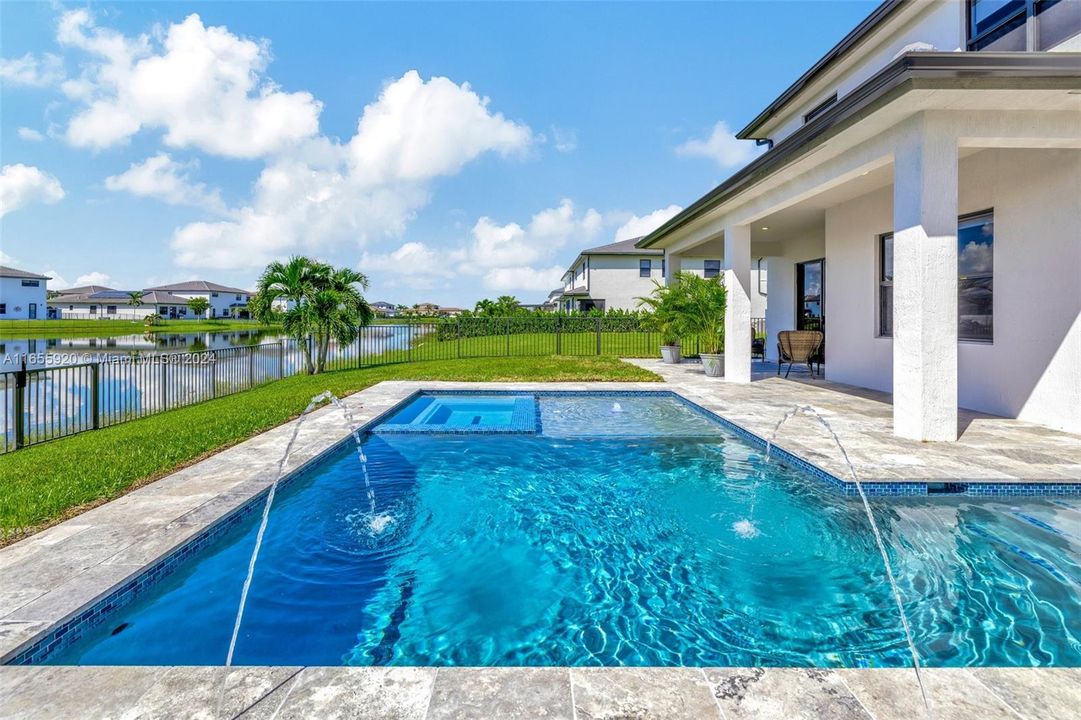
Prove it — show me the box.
[759,404,933,719]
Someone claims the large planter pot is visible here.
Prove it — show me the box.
[701,352,725,377]
[659,345,682,364]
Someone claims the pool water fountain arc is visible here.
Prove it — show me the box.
[217,390,389,715]
[751,404,934,720]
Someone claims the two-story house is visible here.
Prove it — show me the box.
[639,0,1081,439]
[0,266,49,320]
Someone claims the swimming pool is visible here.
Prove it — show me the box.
[29,392,1081,667]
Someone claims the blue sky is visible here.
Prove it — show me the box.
[1,1,877,306]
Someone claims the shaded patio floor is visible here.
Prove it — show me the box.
[626,359,1081,484]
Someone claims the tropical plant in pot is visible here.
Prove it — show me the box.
[637,280,687,363]
[674,272,727,377]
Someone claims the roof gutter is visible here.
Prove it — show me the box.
[637,52,1081,249]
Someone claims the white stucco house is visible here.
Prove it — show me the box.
[639,0,1081,439]
[0,266,49,320]
[145,281,252,318]
[549,237,768,317]
[48,287,191,320]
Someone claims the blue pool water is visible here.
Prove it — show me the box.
[41,393,1081,667]
[373,395,535,433]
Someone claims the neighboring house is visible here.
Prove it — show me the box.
[0,266,49,320]
[638,0,1081,439]
[549,237,767,314]
[371,301,398,317]
[48,289,191,320]
[145,281,252,318]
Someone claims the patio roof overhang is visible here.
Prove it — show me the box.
[637,52,1081,250]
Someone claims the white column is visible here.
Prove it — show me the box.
[724,223,752,382]
[663,251,681,285]
[892,119,958,441]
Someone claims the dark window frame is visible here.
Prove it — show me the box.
[968,0,1078,50]
[877,209,994,343]
[877,233,894,338]
[639,259,651,278]
[21,279,40,287]
[703,260,721,279]
[803,93,838,124]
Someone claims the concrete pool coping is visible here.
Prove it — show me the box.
[1,377,1079,717]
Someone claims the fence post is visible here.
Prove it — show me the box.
[506,319,511,356]
[408,323,413,363]
[90,362,100,430]
[356,329,362,369]
[278,341,285,379]
[160,359,167,410]
[13,360,27,449]
[248,346,255,388]
[456,318,462,359]
[556,315,562,355]
[595,317,602,355]
[210,349,217,399]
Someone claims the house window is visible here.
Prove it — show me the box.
[107,305,117,315]
[89,305,97,314]
[236,294,242,301]
[877,210,993,342]
[803,93,838,124]
[661,258,666,276]
[639,259,651,277]
[21,279,40,287]
[211,292,219,297]
[757,258,768,295]
[704,260,721,279]
[0,304,6,314]
[968,0,1080,50]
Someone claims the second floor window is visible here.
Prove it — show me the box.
[968,0,1080,50]
[704,260,721,279]
[639,259,651,277]
[21,279,40,287]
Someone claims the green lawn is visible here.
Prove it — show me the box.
[0,318,280,340]
[0,356,658,542]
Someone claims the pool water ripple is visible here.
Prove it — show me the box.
[41,393,1081,668]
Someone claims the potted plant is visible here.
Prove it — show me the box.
[637,280,687,363]
[674,272,727,377]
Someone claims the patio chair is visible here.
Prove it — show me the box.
[751,327,765,360]
[776,330,824,378]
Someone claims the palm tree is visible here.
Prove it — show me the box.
[495,295,520,316]
[474,298,496,316]
[127,291,144,319]
[251,257,373,374]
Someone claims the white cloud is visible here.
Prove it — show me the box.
[105,153,226,213]
[42,270,70,289]
[0,250,18,265]
[74,271,111,286]
[676,121,756,169]
[614,204,683,241]
[58,10,322,157]
[0,164,66,218]
[17,127,45,142]
[550,126,577,153]
[0,52,64,87]
[171,71,533,270]
[359,199,602,294]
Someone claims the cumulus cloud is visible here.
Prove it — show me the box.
[676,121,757,169]
[550,127,577,153]
[74,271,111,286]
[614,204,683,241]
[0,164,66,218]
[0,52,64,87]
[171,71,532,270]
[359,199,602,293]
[42,270,70,289]
[17,127,45,142]
[58,10,321,156]
[105,153,226,213]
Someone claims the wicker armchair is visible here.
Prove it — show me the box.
[776,330,824,378]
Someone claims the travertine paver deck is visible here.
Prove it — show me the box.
[627,359,1081,482]
[1,373,1079,719]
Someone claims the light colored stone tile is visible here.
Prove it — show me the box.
[970,668,1081,720]
[241,667,436,720]
[0,622,49,661]
[4,563,143,623]
[119,666,301,720]
[571,667,721,720]
[706,668,871,720]
[838,668,1019,720]
[0,666,165,720]
[426,667,572,720]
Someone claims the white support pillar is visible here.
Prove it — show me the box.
[892,120,958,441]
[664,251,681,285]
[724,223,752,382]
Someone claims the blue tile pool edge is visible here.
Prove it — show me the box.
[7,388,1078,666]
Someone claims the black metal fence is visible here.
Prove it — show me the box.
[0,317,766,452]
